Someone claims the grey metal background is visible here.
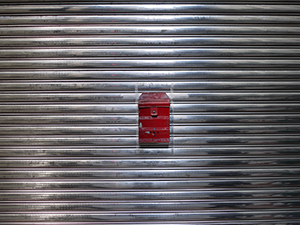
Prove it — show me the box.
[0,0,300,224]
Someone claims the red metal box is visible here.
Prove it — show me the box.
[139,92,170,144]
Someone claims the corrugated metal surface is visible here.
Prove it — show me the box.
[0,0,300,224]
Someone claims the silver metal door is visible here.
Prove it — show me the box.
[0,1,300,224]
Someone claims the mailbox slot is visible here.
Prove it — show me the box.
[139,92,170,144]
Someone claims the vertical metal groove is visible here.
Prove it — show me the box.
[0,1,299,223]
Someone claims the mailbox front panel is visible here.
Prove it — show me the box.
[139,92,170,144]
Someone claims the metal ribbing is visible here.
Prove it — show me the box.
[0,1,299,224]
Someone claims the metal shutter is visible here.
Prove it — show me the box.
[0,1,300,224]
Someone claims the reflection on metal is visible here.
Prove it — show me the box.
[0,0,299,223]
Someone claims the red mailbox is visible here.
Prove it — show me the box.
[139,92,170,144]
